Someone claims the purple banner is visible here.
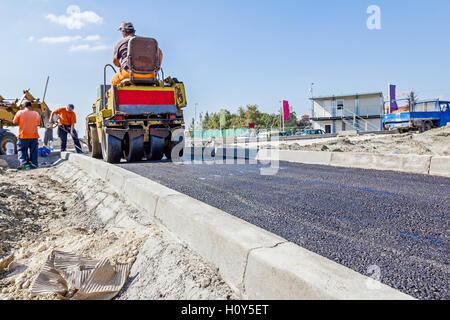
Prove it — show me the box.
[390,84,398,113]
[283,100,290,121]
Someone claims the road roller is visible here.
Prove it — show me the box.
[86,37,187,163]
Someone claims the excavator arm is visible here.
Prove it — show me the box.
[0,89,54,153]
[13,89,52,128]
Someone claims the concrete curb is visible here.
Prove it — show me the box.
[218,147,450,178]
[244,242,409,300]
[60,152,413,300]
[330,152,432,175]
[429,156,450,178]
[257,150,332,166]
[214,147,258,160]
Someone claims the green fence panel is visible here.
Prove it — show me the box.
[192,128,250,138]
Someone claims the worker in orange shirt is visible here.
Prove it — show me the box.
[111,22,163,86]
[13,101,41,169]
[50,104,83,153]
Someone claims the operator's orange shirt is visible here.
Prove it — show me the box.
[13,109,41,139]
[54,107,76,125]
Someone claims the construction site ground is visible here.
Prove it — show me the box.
[0,160,236,300]
[232,125,450,156]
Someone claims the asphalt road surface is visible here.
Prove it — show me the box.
[117,158,450,300]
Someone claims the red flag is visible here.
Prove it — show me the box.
[283,100,290,121]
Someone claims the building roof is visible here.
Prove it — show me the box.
[310,92,383,101]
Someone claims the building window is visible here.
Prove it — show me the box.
[337,100,344,110]
[325,125,331,134]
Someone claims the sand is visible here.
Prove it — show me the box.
[0,162,237,300]
[270,125,450,156]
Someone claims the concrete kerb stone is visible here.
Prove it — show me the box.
[429,156,450,178]
[214,147,259,160]
[251,149,440,177]
[330,152,432,175]
[244,242,414,300]
[254,148,450,178]
[61,152,110,180]
[396,154,432,174]
[60,152,414,299]
[331,152,378,170]
[104,165,142,193]
[61,152,142,193]
[123,177,179,225]
[275,150,332,165]
[154,193,286,294]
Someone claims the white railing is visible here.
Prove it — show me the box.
[339,106,380,132]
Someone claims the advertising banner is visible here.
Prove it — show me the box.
[283,100,290,121]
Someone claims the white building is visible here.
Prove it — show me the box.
[310,92,384,133]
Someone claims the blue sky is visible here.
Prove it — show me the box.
[1,0,450,133]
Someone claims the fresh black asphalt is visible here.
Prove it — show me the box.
[117,158,450,300]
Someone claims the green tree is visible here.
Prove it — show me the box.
[231,106,247,128]
[197,104,301,131]
[261,113,280,129]
[223,109,232,129]
[245,105,262,127]
[203,112,210,130]
[284,111,298,129]
[208,113,221,129]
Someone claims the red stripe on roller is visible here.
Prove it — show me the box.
[117,90,175,105]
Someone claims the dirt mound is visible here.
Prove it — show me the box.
[0,171,58,257]
[282,125,450,156]
[0,163,237,300]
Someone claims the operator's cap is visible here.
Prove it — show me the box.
[118,22,135,32]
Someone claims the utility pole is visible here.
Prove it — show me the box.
[42,76,50,103]
[310,83,315,119]
[194,103,198,132]
[290,105,294,133]
[192,102,198,145]
[282,101,286,132]
[279,100,285,133]
[279,101,282,132]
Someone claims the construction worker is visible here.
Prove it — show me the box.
[13,101,40,169]
[111,22,163,86]
[50,104,83,153]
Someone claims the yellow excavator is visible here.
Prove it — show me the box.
[0,89,53,155]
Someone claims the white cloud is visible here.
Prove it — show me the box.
[38,35,101,44]
[45,5,103,30]
[28,36,34,42]
[69,44,109,52]
[37,33,106,53]
[84,35,100,41]
[39,36,82,44]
